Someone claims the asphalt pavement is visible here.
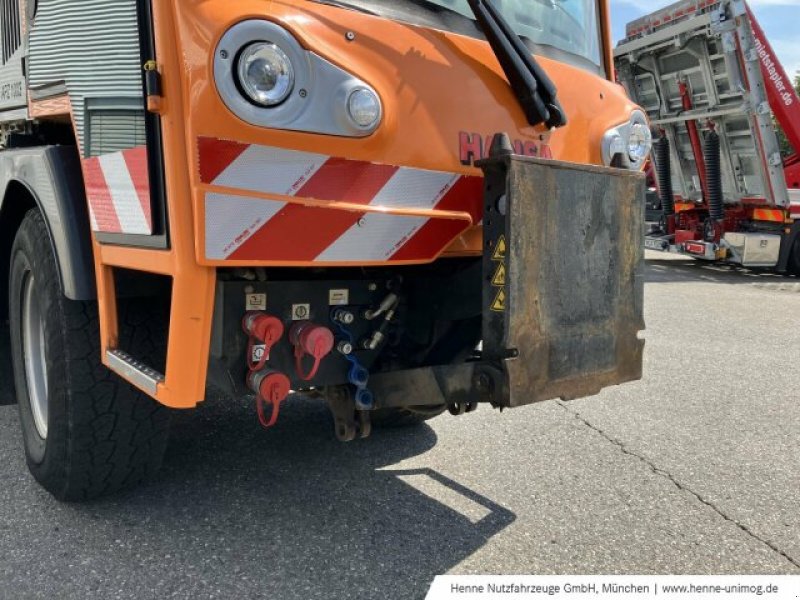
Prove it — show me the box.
[0,253,799,599]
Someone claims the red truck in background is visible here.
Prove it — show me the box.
[615,0,800,273]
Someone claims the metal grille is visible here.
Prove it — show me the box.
[28,0,143,153]
[87,108,146,157]
[0,0,21,64]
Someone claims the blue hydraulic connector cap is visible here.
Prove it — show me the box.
[349,363,369,387]
[355,388,374,410]
[331,309,375,410]
[345,351,373,410]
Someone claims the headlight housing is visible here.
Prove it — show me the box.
[237,43,295,107]
[602,110,652,169]
[215,20,383,137]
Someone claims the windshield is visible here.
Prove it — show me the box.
[309,0,604,74]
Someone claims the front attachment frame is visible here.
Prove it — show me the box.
[475,150,646,407]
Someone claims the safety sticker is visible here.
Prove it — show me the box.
[292,303,311,321]
[489,235,507,312]
[246,293,267,311]
[491,289,506,312]
[329,289,350,306]
[492,263,506,287]
[492,236,507,261]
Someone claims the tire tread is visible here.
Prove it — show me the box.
[11,210,170,501]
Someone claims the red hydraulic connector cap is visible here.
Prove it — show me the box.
[290,322,335,381]
[247,370,292,428]
[242,312,285,371]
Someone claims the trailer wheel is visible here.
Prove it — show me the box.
[8,210,171,501]
[370,405,447,428]
[789,235,800,276]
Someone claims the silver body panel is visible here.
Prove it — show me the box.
[723,232,782,266]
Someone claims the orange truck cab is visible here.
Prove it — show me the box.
[0,0,647,500]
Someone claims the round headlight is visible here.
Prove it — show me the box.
[347,88,381,129]
[627,122,653,164]
[237,42,295,107]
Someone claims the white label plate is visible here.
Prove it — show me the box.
[292,304,311,321]
[329,289,350,306]
[246,293,267,311]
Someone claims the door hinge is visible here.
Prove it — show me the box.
[143,60,164,114]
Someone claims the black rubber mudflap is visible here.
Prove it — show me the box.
[478,154,645,407]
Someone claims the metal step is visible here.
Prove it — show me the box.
[106,349,164,395]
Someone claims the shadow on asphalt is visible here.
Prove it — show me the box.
[645,257,797,285]
[70,395,515,598]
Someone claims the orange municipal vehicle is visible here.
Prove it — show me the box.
[0,0,647,500]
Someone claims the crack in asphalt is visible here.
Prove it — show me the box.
[556,401,800,571]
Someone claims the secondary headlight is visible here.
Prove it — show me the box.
[347,88,382,129]
[602,110,652,169]
[627,120,653,165]
[237,42,295,107]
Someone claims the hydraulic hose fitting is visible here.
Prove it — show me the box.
[362,331,385,351]
[247,369,291,428]
[242,312,285,371]
[290,321,335,381]
[332,309,355,325]
[364,293,398,320]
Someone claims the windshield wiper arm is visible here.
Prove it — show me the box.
[465,0,567,129]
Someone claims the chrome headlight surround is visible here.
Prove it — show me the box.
[602,110,652,169]
[215,20,382,137]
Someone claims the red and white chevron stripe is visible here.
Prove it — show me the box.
[198,137,483,263]
[83,146,152,235]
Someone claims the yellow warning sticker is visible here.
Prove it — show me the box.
[492,263,506,287]
[491,288,506,312]
[492,236,507,261]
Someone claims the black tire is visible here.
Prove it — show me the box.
[8,210,171,501]
[0,321,15,406]
[370,405,447,428]
[788,235,800,276]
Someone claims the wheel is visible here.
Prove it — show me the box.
[8,210,171,501]
[788,235,800,276]
[370,405,447,428]
[0,320,14,406]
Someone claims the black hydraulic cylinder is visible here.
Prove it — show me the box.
[654,136,675,216]
[704,129,725,221]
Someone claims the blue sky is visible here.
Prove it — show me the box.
[609,0,800,78]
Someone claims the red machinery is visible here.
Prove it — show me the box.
[615,0,800,273]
